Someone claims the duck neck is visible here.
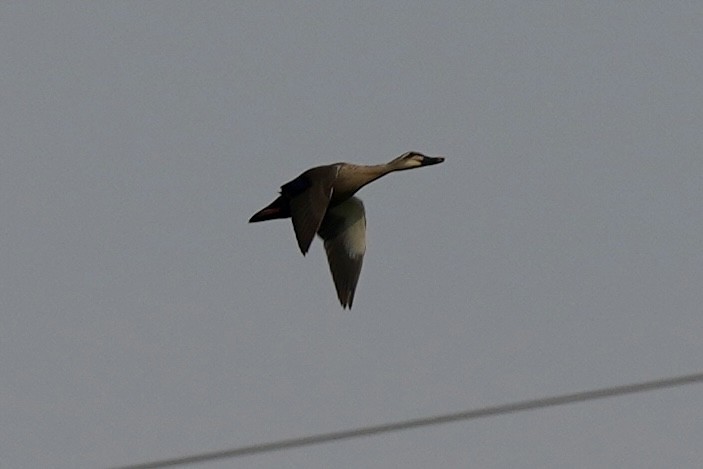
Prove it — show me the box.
[358,162,398,180]
[332,163,397,202]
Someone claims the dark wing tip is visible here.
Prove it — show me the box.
[337,289,355,309]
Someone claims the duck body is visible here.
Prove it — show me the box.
[249,163,372,222]
[249,151,444,308]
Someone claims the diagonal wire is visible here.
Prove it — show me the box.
[113,372,703,469]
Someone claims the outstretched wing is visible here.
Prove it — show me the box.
[317,197,366,308]
[281,166,337,255]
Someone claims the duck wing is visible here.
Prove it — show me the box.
[317,197,366,309]
[281,166,337,255]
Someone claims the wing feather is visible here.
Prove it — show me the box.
[282,167,336,255]
[318,197,366,308]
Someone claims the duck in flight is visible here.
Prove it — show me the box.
[249,151,445,308]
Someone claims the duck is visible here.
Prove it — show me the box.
[249,151,445,308]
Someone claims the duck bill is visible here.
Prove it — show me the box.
[420,156,445,166]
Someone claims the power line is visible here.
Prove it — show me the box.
[113,371,703,469]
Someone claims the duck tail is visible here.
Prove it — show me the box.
[248,196,291,222]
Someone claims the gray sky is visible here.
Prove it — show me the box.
[2,2,703,468]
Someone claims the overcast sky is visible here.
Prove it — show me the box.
[2,2,703,468]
